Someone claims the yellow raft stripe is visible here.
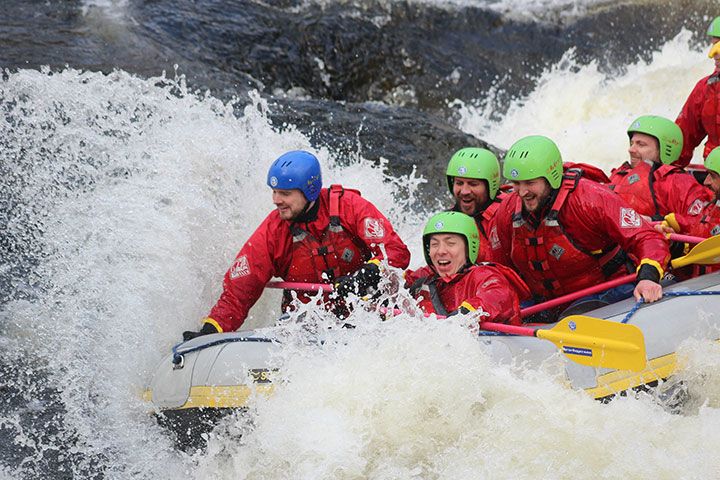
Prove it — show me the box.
[144,385,275,410]
[585,351,679,399]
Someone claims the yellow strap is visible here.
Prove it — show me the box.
[203,317,223,333]
[635,258,664,278]
[459,301,476,312]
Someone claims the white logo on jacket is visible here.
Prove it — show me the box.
[229,255,250,279]
[364,218,385,239]
[620,208,641,228]
[687,199,708,216]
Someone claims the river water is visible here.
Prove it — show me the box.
[1,0,720,478]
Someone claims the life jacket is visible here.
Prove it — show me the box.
[476,196,503,262]
[510,170,630,300]
[283,184,371,308]
[563,162,610,184]
[609,161,663,220]
[409,263,529,321]
[701,73,720,159]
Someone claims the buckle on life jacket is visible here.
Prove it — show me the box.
[542,278,560,291]
[525,237,544,247]
[314,245,335,256]
[530,260,550,272]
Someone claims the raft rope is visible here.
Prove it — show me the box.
[172,336,273,366]
[621,290,720,324]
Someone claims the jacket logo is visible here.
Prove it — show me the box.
[341,248,354,263]
[627,173,640,185]
[229,255,250,279]
[620,208,641,228]
[687,199,708,216]
[364,218,385,239]
[489,225,501,250]
[549,244,565,260]
[712,225,720,236]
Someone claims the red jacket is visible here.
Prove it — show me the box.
[669,198,720,276]
[405,263,530,325]
[608,161,712,220]
[206,186,410,332]
[671,198,720,238]
[676,71,720,167]
[495,174,670,300]
[452,191,509,264]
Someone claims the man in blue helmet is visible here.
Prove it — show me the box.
[184,150,411,338]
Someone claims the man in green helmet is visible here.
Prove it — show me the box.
[608,115,712,221]
[675,16,720,166]
[404,211,530,324]
[658,146,720,275]
[445,147,507,263]
[494,135,670,317]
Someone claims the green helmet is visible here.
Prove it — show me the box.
[707,16,720,37]
[445,147,501,200]
[503,135,563,189]
[422,211,480,265]
[627,115,683,165]
[706,146,720,175]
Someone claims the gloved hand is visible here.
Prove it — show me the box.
[182,322,219,342]
[334,262,382,298]
[446,306,471,318]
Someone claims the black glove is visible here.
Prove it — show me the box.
[182,322,219,342]
[446,306,471,318]
[334,262,382,298]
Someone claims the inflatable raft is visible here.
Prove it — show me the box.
[146,272,720,431]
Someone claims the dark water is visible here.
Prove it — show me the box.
[1,0,718,478]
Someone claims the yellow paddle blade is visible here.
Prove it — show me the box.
[671,235,720,269]
[536,316,647,372]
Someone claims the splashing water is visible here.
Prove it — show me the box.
[455,30,712,171]
[2,33,720,478]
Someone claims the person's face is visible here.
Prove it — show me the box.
[704,170,720,195]
[272,189,308,220]
[628,132,660,167]
[452,177,489,215]
[712,37,720,69]
[512,178,552,213]
[429,233,467,278]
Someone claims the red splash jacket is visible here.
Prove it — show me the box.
[405,263,530,325]
[495,174,670,300]
[676,71,720,167]
[608,161,712,220]
[452,191,509,264]
[206,185,410,332]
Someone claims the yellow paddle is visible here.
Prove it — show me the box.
[481,316,647,371]
[670,235,720,269]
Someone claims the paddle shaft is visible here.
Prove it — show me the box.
[520,273,636,318]
[266,281,333,292]
[668,233,705,244]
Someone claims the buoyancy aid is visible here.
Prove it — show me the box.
[609,161,663,220]
[511,170,630,299]
[283,185,371,307]
[476,198,502,261]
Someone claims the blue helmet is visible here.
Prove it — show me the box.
[266,150,322,201]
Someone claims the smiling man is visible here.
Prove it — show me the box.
[183,150,410,339]
[662,146,720,241]
[608,115,711,221]
[675,17,720,167]
[445,147,506,263]
[404,211,529,325]
[494,135,670,319]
